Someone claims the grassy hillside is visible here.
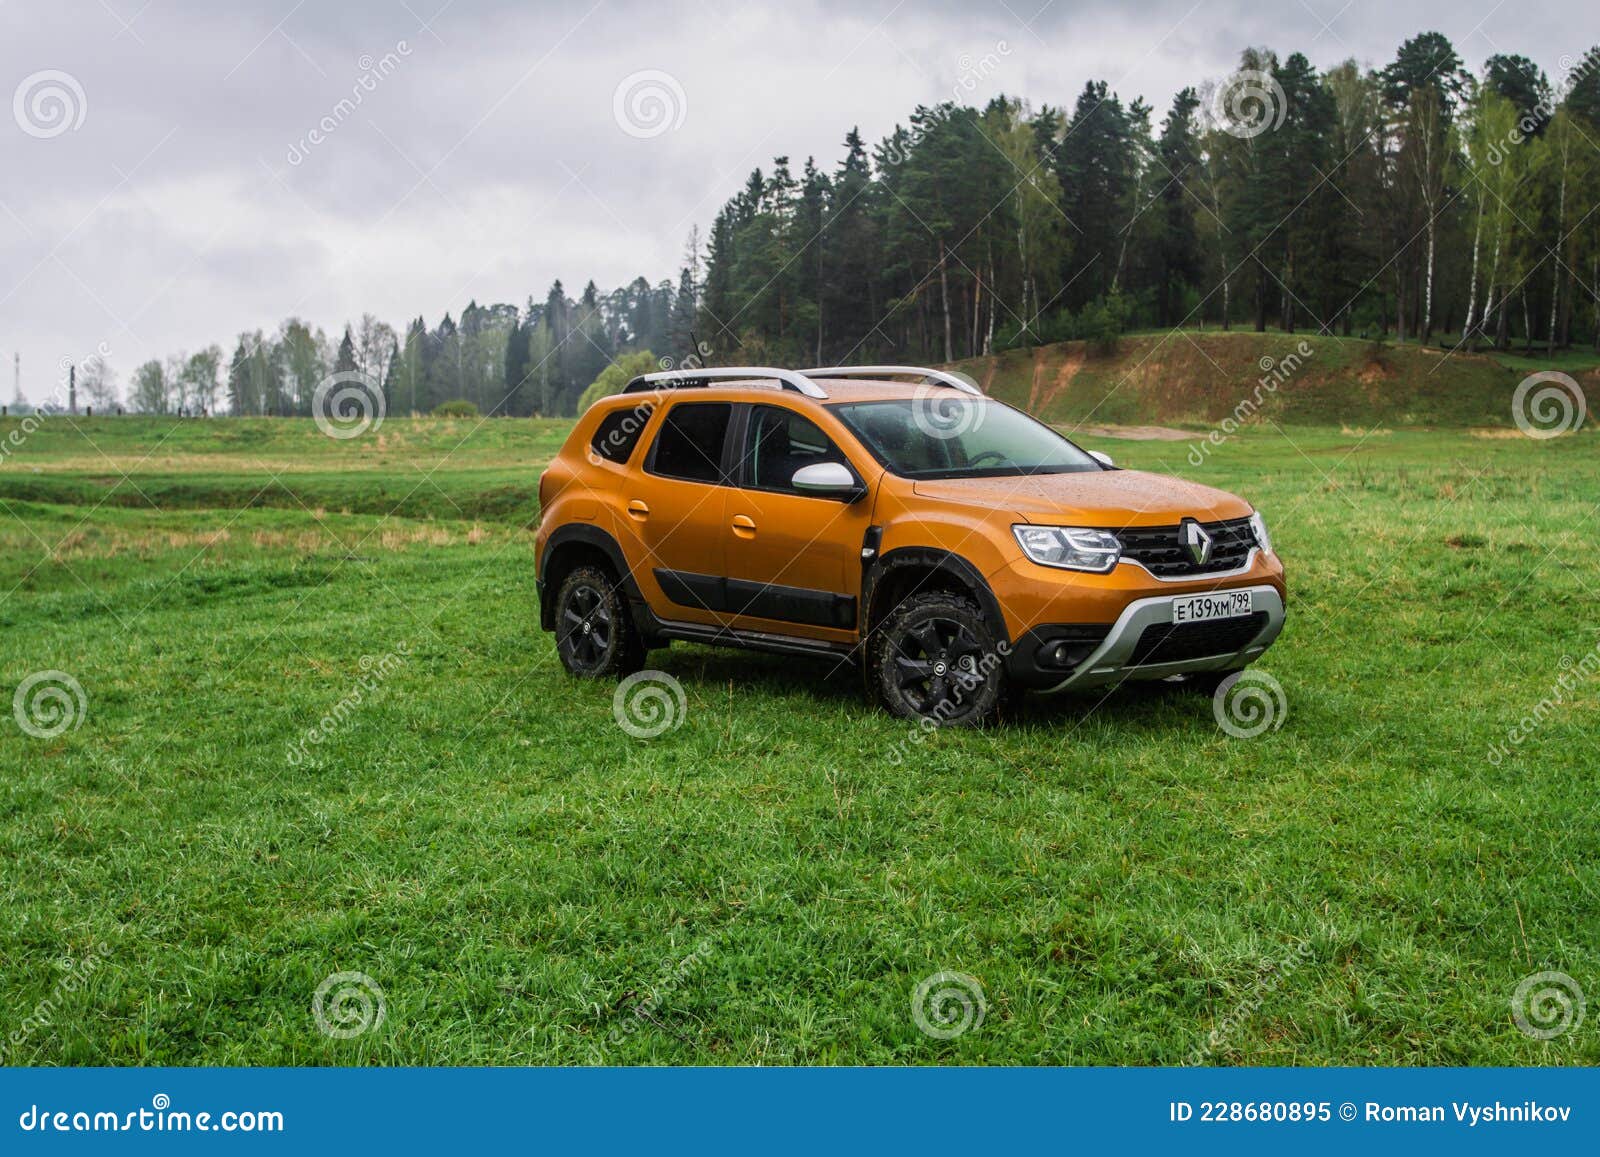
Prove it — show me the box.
[950,329,1600,428]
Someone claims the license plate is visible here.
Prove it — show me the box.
[1171,590,1253,623]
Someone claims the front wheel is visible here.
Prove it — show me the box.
[554,565,646,678]
[869,592,1007,727]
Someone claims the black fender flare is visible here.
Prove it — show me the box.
[537,523,644,631]
[861,547,1011,646]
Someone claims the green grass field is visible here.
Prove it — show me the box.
[1,410,1596,1065]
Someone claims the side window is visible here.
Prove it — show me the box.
[589,405,653,463]
[742,405,850,493]
[647,402,734,484]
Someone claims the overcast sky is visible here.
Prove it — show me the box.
[0,0,1585,403]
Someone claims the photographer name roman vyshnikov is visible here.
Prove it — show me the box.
[1365,1101,1572,1125]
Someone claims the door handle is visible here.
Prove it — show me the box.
[627,499,650,520]
[731,514,757,538]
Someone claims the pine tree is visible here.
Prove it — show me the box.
[1153,88,1203,326]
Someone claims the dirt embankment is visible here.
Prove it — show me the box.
[949,331,1549,428]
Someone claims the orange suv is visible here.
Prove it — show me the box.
[536,366,1285,726]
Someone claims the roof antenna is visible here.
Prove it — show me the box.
[689,329,709,370]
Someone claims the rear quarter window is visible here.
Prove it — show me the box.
[589,405,654,464]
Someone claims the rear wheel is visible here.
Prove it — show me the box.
[554,564,646,678]
[870,592,1006,727]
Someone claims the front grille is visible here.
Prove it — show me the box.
[1128,612,1269,665]
[1116,517,1256,578]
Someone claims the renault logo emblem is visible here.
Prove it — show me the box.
[1179,519,1213,566]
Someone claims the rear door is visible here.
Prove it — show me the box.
[720,403,875,641]
[626,399,736,626]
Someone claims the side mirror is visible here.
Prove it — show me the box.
[1088,450,1115,469]
[791,461,864,500]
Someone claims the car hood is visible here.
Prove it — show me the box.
[909,469,1252,526]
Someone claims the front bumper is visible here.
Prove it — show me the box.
[1018,584,1286,692]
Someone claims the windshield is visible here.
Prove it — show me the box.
[829,397,1101,479]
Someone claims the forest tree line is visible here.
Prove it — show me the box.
[34,32,1600,419]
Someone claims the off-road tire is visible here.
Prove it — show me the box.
[554,564,646,678]
[869,592,1007,727]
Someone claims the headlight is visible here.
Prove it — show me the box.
[1012,525,1122,573]
[1248,510,1272,555]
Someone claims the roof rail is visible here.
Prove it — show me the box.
[624,366,829,400]
[799,365,983,397]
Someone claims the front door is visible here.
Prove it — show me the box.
[720,403,874,641]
